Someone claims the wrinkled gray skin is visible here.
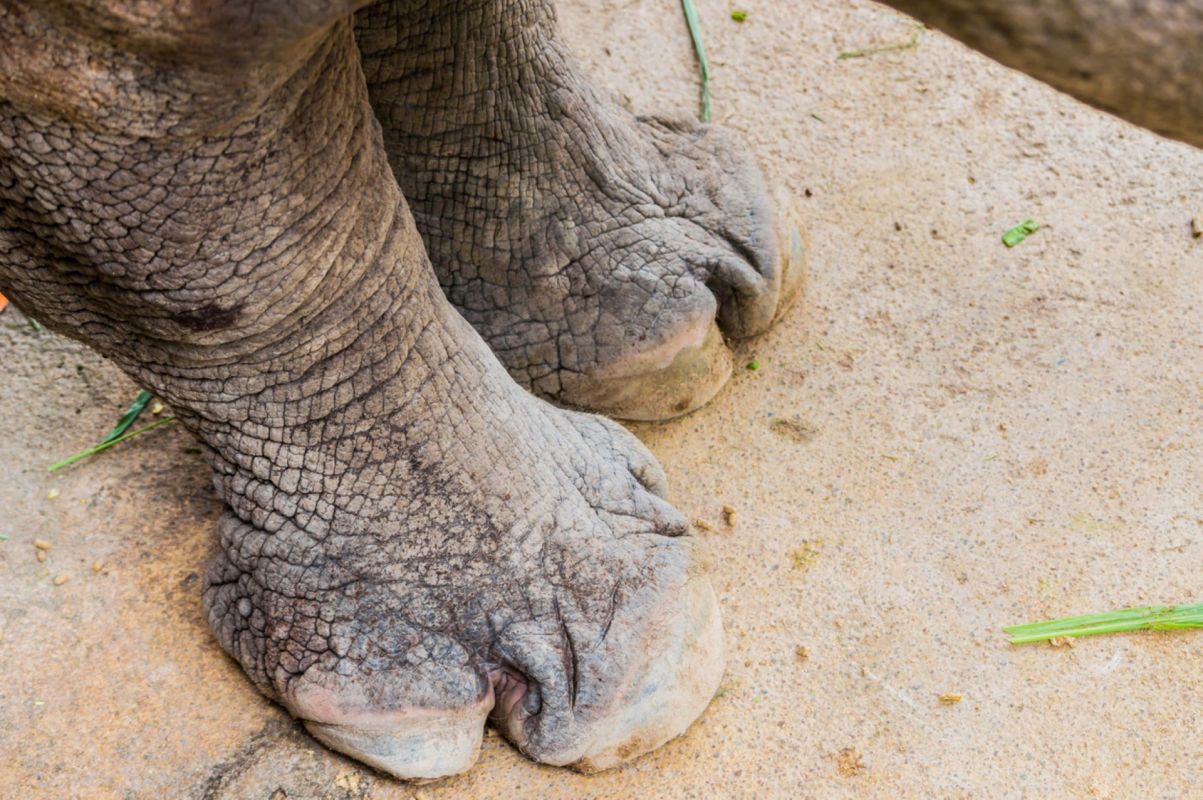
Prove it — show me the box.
[0,0,1197,783]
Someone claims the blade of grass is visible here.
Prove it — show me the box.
[1004,603,1203,644]
[680,0,712,122]
[101,390,153,444]
[47,416,177,473]
[839,27,922,60]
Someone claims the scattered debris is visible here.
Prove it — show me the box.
[835,747,864,777]
[33,539,52,550]
[680,0,712,121]
[1048,636,1077,649]
[52,574,70,586]
[1002,218,1040,248]
[721,504,737,528]
[46,488,60,501]
[838,26,922,60]
[770,416,817,443]
[938,693,963,704]
[1005,603,1203,644]
[693,518,716,533]
[730,10,748,21]
[794,645,810,663]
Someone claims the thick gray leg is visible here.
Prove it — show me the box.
[354,0,808,420]
[0,1,722,779]
[878,0,1203,148]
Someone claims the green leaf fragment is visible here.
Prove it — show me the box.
[680,0,712,122]
[731,10,748,22]
[747,359,760,370]
[101,390,153,445]
[1004,603,1203,644]
[1002,218,1040,247]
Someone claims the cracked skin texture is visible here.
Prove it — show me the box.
[0,6,721,780]
[355,0,807,420]
[2,0,1200,789]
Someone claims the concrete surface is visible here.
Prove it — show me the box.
[2,0,1202,797]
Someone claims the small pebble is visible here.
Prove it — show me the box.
[693,518,715,533]
[92,560,105,573]
[938,693,963,704]
[36,550,46,563]
[33,539,52,550]
[52,574,69,586]
[151,400,165,415]
[46,488,60,500]
[794,645,810,663]
[722,504,737,528]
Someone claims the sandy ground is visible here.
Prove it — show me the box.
[3,0,1203,797]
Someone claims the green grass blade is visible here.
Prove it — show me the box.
[680,0,712,122]
[47,416,177,473]
[1005,604,1203,644]
[101,390,153,444]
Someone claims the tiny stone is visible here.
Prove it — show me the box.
[693,518,715,533]
[938,693,963,704]
[1192,216,1203,238]
[151,399,166,415]
[52,574,69,586]
[46,488,60,500]
[722,505,737,528]
[33,539,52,550]
[91,560,105,573]
[238,597,253,617]
[36,550,46,563]
[794,645,809,662]
[1048,636,1077,648]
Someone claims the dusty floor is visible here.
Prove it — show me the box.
[3,0,1202,797]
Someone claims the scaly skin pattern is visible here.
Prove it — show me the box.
[355,0,807,419]
[0,4,722,779]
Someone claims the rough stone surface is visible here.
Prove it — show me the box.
[2,0,1202,796]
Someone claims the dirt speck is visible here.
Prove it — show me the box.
[836,747,864,777]
[770,417,817,443]
[789,540,823,571]
[52,574,69,586]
